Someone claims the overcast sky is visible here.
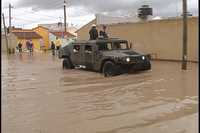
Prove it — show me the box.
[2,0,199,29]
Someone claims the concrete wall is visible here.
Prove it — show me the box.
[76,19,96,40]
[1,34,18,52]
[76,17,198,62]
[1,35,7,52]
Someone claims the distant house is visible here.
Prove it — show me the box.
[1,27,42,52]
[49,31,76,47]
[32,26,50,49]
[38,23,78,33]
[33,25,77,49]
[50,31,76,38]
[12,31,42,50]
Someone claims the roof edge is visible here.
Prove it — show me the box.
[32,26,49,30]
[96,16,198,26]
[12,31,43,39]
[75,18,96,33]
[50,31,77,37]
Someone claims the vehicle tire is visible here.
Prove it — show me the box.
[102,61,117,77]
[63,58,73,69]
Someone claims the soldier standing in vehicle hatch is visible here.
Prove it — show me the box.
[99,25,108,38]
[89,24,98,40]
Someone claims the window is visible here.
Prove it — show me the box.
[73,45,80,53]
[113,42,128,50]
[98,43,112,51]
[84,45,92,54]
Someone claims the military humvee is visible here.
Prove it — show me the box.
[58,38,151,76]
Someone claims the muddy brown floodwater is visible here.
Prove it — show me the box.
[1,52,198,133]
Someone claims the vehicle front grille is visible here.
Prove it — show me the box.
[130,56,144,63]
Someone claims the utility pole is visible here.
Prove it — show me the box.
[9,3,13,32]
[64,0,67,32]
[58,17,64,38]
[182,0,187,70]
[9,4,11,28]
[2,13,9,54]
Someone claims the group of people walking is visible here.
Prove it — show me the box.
[17,40,34,55]
[16,37,61,56]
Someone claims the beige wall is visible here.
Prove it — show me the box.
[1,34,18,52]
[76,19,96,40]
[77,17,198,62]
[1,35,7,52]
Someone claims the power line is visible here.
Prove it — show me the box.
[3,2,66,23]
[4,14,59,23]
[13,17,44,23]
[4,15,63,28]
[12,9,61,19]
[4,2,64,19]
[4,15,58,28]
[3,1,72,28]
[3,12,60,22]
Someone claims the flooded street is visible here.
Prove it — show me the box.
[1,52,198,133]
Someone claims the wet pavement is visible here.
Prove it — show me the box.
[1,52,198,133]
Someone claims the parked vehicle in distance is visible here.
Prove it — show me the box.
[59,38,151,77]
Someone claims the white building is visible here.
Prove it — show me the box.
[95,13,155,25]
[38,23,77,33]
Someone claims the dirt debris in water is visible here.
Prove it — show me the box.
[1,53,198,133]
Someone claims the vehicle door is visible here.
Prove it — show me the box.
[70,44,82,66]
[94,42,112,70]
[83,44,94,69]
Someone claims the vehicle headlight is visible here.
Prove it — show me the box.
[126,57,130,62]
[142,56,145,60]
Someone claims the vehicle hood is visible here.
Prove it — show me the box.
[102,50,142,58]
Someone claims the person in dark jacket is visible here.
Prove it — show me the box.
[26,40,30,51]
[89,24,98,40]
[29,40,34,55]
[18,42,23,53]
[51,41,56,55]
[99,25,108,38]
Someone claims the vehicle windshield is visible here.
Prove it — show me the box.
[97,41,129,51]
[112,42,128,50]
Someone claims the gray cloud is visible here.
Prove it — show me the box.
[15,0,198,17]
